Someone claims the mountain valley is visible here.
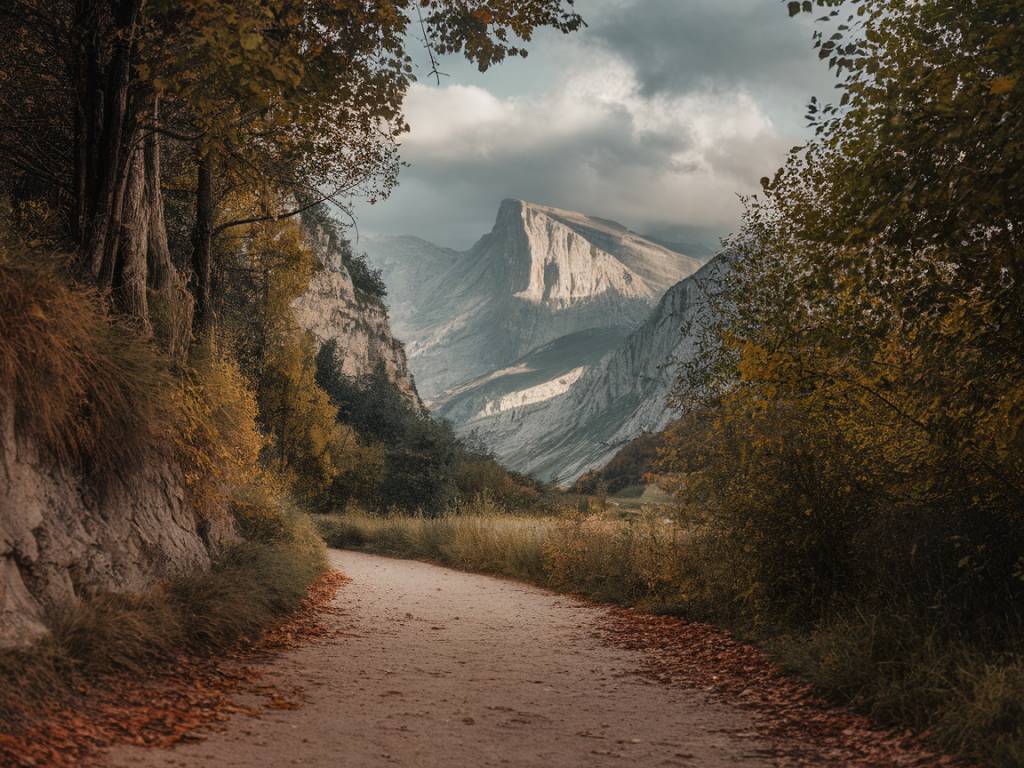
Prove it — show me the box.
[363,200,717,482]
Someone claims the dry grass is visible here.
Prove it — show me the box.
[0,252,179,482]
[316,504,554,583]
[314,502,682,606]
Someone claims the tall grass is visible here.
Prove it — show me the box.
[0,253,180,482]
[315,503,683,606]
[317,505,553,583]
[771,612,1024,767]
[318,506,1024,766]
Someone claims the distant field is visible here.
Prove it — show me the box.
[608,484,674,511]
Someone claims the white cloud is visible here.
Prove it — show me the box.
[395,48,785,237]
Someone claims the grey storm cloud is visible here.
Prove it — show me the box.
[591,0,833,116]
[351,0,833,252]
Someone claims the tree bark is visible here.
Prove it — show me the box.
[190,147,215,340]
[145,119,174,293]
[114,135,151,330]
[145,104,194,359]
[78,0,143,283]
[109,95,197,350]
[71,1,91,245]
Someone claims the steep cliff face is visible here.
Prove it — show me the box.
[293,230,421,405]
[440,257,726,484]
[0,407,234,648]
[365,200,702,399]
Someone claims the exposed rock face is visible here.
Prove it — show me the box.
[364,200,703,400]
[433,327,631,428]
[441,257,727,484]
[293,229,421,405]
[0,407,234,648]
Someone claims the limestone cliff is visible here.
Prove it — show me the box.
[293,228,420,405]
[0,406,234,648]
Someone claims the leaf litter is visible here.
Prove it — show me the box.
[0,571,347,768]
[595,607,972,768]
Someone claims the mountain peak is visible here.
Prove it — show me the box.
[361,199,707,398]
[475,198,653,306]
[482,199,704,299]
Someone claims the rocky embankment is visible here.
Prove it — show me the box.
[0,406,234,648]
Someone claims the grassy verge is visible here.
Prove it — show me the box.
[0,516,326,729]
[317,508,1024,767]
[316,508,554,584]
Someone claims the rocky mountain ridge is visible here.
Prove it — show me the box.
[435,256,726,483]
[363,199,702,400]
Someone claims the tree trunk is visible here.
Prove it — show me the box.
[190,147,215,341]
[78,0,143,283]
[71,2,91,245]
[114,135,151,331]
[145,104,194,359]
[145,122,174,293]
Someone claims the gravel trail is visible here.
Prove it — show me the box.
[105,549,781,768]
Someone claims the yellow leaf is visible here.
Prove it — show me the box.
[990,76,1017,95]
[240,32,261,51]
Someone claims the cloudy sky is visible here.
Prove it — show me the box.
[352,0,835,253]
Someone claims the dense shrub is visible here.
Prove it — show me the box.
[314,350,458,514]
[660,0,1024,632]
[453,454,545,511]
[574,431,666,496]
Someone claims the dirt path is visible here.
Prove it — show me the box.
[105,549,779,767]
